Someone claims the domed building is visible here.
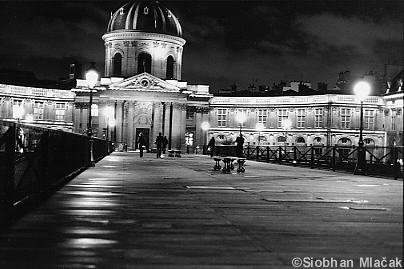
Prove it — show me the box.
[103,2,186,80]
[72,1,211,152]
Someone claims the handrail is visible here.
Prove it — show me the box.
[214,145,403,179]
[0,120,113,208]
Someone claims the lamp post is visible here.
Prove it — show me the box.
[236,112,247,135]
[86,62,99,167]
[201,122,210,155]
[353,81,370,175]
[282,119,292,155]
[256,123,265,146]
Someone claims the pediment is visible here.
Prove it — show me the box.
[108,73,180,92]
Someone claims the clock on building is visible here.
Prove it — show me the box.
[140,78,150,88]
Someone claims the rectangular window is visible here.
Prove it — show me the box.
[364,109,374,129]
[297,109,306,128]
[258,109,267,124]
[217,108,227,127]
[391,112,396,130]
[278,109,288,128]
[314,108,323,128]
[34,101,44,120]
[55,103,66,121]
[340,108,351,129]
[12,100,23,119]
[237,109,247,127]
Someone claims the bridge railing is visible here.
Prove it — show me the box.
[0,120,113,208]
[215,145,403,179]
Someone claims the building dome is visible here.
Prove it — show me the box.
[107,1,182,37]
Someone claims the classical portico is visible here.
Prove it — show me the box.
[77,73,188,150]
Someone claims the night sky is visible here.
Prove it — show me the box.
[0,1,402,92]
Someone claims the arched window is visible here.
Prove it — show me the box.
[166,56,174,79]
[112,53,122,77]
[337,137,352,146]
[91,104,99,117]
[313,137,322,145]
[138,52,152,74]
[296,137,306,144]
[277,136,286,143]
[364,138,375,146]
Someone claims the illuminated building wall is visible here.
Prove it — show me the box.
[208,92,403,148]
[0,83,75,131]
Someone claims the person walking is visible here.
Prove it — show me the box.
[235,134,245,157]
[137,132,146,157]
[163,136,169,154]
[207,137,215,157]
[155,132,164,158]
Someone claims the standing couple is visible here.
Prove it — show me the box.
[154,132,168,158]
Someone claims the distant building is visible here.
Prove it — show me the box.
[0,1,402,152]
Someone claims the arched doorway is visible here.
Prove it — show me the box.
[135,127,150,151]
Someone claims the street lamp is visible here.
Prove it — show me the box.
[256,122,265,146]
[282,119,292,144]
[236,111,247,135]
[354,81,370,175]
[201,122,210,155]
[282,119,292,156]
[86,62,99,167]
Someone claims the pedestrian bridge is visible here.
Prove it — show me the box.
[0,151,402,268]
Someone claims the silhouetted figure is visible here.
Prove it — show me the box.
[207,137,215,157]
[137,132,146,157]
[155,132,164,158]
[235,135,245,157]
[163,136,169,154]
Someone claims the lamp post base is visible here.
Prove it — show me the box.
[353,166,366,175]
[354,145,366,175]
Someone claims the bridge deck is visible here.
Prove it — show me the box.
[1,152,402,268]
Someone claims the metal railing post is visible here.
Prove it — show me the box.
[266,146,270,163]
[332,146,336,171]
[310,147,315,169]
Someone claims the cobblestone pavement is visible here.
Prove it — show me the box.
[0,152,402,269]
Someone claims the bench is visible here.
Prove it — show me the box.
[213,157,222,171]
[236,158,246,173]
[174,150,181,157]
[222,157,237,173]
[212,156,246,173]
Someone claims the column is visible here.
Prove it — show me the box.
[122,101,128,145]
[115,101,123,142]
[128,101,135,149]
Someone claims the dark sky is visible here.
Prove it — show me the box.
[0,1,402,91]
